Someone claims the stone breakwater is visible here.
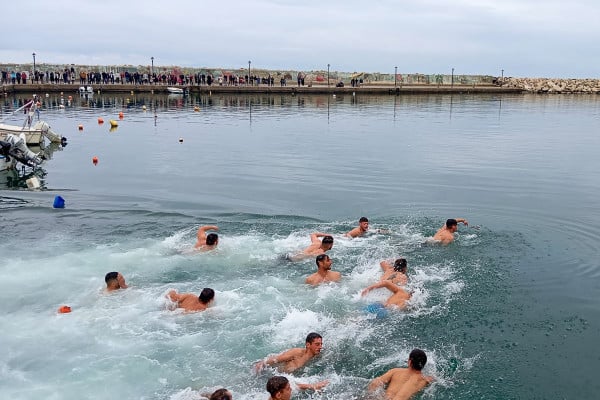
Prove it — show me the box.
[503,77,600,93]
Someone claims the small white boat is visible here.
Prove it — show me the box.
[167,86,185,94]
[0,100,66,145]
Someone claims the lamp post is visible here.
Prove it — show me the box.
[394,66,397,87]
[151,56,154,76]
[248,60,251,86]
[451,67,454,87]
[327,63,330,88]
[501,69,504,80]
[32,52,36,81]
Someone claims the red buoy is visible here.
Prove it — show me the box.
[58,305,72,314]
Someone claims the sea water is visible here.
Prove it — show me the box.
[1,92,599,399]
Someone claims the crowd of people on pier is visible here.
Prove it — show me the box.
[1,68,297,87]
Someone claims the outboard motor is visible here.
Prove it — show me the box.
[3,134,43,167]
[0,140,12,161]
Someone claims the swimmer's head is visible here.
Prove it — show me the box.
[409,348,427,371]
[199,288,215,304]
[209,388,232,400]
[446,218,458,230]
[105,271,118,284]
[306,332,323,344]
[359,217,369,231]
[321,235,334,249]
[206,233,219,246]
[266,376,290,397]
[393,258,408,272]
[315,254,331,269]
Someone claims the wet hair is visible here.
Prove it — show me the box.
[409,349,427,371]
[199,288,215,304]
[393,258,407,272]
[209,388,232,400]
[321,235,334,244]
[266,376,289,396]
[446,219,458,228]
[105,271,118,284]
[206,233,219,246]
[359,217,369,223]
[305,332,322,344]
[315,254,329,266]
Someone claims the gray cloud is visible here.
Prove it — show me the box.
[2,0,598,77]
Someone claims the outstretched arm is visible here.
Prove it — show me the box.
[254,348,302,371]
[296,380,329,391]
[368,369,395,392]
[455,218,468,226]
[362,280,399,296]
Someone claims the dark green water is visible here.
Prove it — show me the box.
[0,93,598,399]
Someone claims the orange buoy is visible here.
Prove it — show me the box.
[58,305,72,314]
[118,112,124,119]
[78,124,84,131]
[92,156,98,165]
[98,117,104,124]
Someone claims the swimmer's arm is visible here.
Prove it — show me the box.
[368,369,395,391]
[197,225,219,241]
[296,380,329,391]
[455,218,468,226]
[345,228,359,238]
[362,280,399,296]
[380,260,393,271]
[168,290,181,302]
[310,232,329,244]
[256,348,301,370]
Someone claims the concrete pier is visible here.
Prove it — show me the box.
[1,83,522,96]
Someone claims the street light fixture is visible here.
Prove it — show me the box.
[248,60,251,86]
[32,52,36,80]
[394,66,397,87]
[327,63,330,88]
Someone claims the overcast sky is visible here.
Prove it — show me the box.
[3,0,599,78]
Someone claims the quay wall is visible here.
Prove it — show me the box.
[1,82,522,96]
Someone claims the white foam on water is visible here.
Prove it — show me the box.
[0,218,474,399]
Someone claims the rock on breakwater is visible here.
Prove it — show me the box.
[502,77,600,93]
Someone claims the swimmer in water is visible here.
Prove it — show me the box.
[266,376,329,400]
[361,280,411,309]
[345,217,369,238]
[167,288,215,312]
[432,218,468,245]
[254,332,324,373]
[195,225,219,251]
[379,258,408,286]
[368,348,434,400]
[287,232,334,261]
[305,255,341,285]
[105,272,128,292]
